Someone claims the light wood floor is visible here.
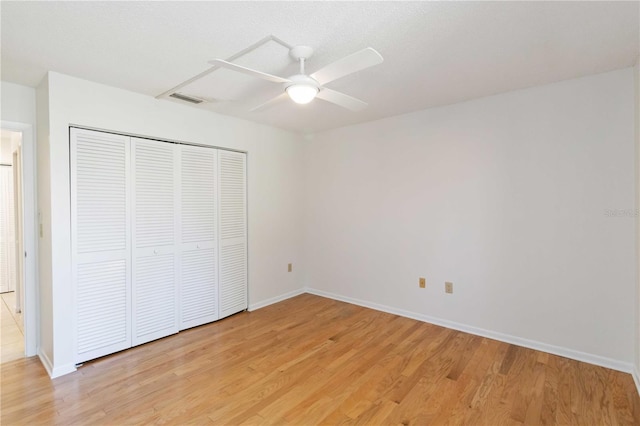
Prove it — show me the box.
[1,294,639,425]
[1,291,24,364]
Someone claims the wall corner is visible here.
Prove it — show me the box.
[35,73,54,368]
[634,57,640,383]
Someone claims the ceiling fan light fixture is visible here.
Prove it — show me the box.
[286,83,318,104]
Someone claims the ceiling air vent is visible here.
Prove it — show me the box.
[169,92,204,104]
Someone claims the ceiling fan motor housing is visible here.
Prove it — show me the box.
[284,74,319,91]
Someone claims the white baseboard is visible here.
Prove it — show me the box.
[633,365,640,397]
[38,349,54,377]
[248,288,306,311]
[38,349,76,379]
[305,287,634,374]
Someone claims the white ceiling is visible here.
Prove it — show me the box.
[2,1,638,134]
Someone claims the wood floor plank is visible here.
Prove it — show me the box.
[539,354,559,425]
[509,348,541,423]
[1,294,639,425]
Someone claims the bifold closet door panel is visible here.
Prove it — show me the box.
[70,128,132,364]
[218,150,247,319]
[179,145,218,330]
[131,138,179,346]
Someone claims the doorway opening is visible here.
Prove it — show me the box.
[1,129,24,362]
[0,121,36,362]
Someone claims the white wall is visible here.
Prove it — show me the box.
[304,68,636,368]
[1,82,36,125]
[40,72,305,376]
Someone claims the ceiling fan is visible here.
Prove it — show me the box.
[208,46,383,112]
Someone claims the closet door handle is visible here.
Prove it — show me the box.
[153,249,158,255]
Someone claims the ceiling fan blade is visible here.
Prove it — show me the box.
[316,88,368,111]
[208,59,291,84]
[249,92,289,112]
[311,47,383,86]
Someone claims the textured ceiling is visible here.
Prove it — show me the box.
[2,1,638,134]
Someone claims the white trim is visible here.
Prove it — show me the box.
[38,349,76,379]
[2,120,37,357]
[38,349,53,376]
[634,58,640,399]
[305,287,635,374]
[50,363,76,379]
[248,288,306,311]
[633,365,640,397]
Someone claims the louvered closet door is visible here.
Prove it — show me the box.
[180,145,218,330]
[218,150,247,318]
[71,128,131,363]
[131,138,179,346]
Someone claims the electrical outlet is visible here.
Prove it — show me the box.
[288,263,292,272]
[419,277,426,288]
[445,282,453,294]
